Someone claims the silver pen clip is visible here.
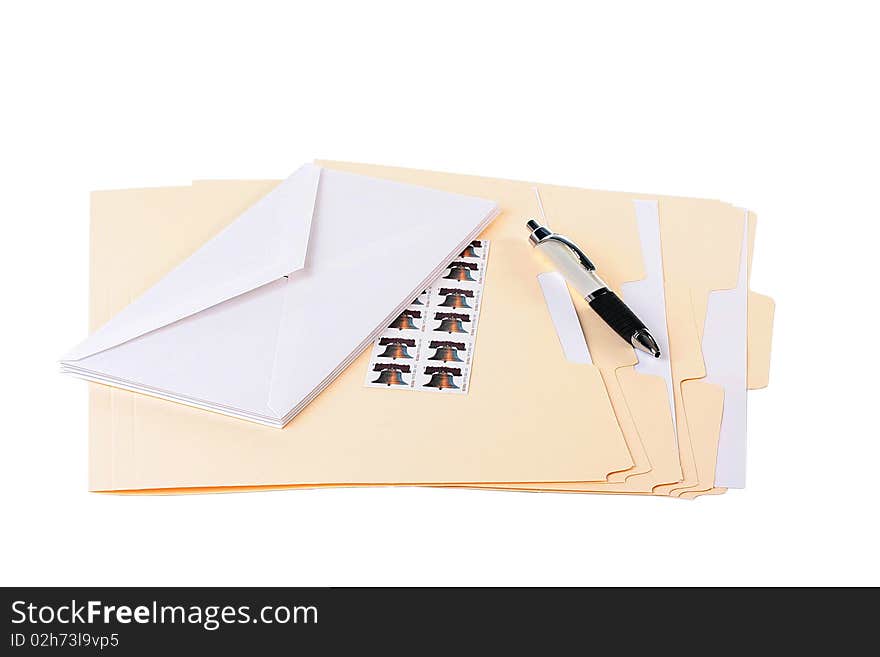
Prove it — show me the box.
[526,219,596,271]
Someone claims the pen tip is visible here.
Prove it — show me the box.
[631,330,661,358]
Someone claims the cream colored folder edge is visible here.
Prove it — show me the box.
[87,181,633,491]
[87,163,769,492]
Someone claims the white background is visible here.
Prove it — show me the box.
[2,1,878,586]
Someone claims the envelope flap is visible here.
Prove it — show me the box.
[63,164,321,362]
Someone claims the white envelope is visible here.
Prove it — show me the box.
[61,164,500,426]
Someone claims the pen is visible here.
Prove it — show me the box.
[526,219,661,358]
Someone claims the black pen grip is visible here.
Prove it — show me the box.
[588,288,646,344]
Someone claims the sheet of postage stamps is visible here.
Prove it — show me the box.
[364,240,490,394]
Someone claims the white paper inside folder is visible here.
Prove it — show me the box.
[538,271,593,365]
[622,200,677,442]
[706,210,750,488]
[60,164,501,427]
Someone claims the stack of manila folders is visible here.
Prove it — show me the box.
[61,161,774,498]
